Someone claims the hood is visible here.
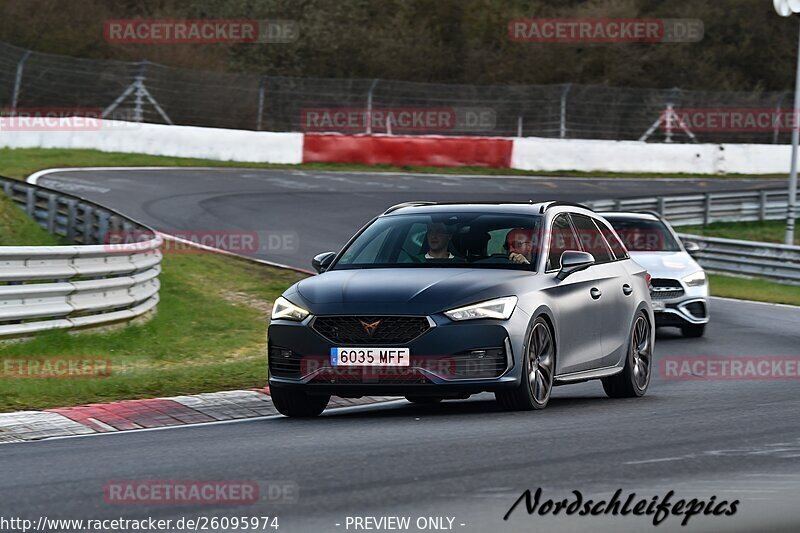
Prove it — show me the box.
[627,251,703,279]
[292,268,531,315]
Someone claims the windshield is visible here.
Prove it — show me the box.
[332,212,542,270]
[605,217,682,252]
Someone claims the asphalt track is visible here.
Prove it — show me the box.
[2,168,798,533]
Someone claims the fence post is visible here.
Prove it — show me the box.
[560,84,571,139]
[10,50,32,116]
[760,190,768,221]
[133,62,147,122]
[517,116,523,137]
[256,77,266,131]
[366,79,379,135]
[704,193,712,226]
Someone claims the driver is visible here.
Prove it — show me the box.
[425,222,455,259]
[505,228,535,264]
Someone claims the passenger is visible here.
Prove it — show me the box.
[425,222,455,259]
[505,228,535,264]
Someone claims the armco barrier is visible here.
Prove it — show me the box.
[677,234,800,285]
[302,134,513,168]
[0,176,162,337]
[585,191,800,285]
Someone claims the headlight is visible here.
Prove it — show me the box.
[444,296,518,321]
[271,296,310,321]
[683,271,707,287]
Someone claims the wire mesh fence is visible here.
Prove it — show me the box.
[0,40,794,143]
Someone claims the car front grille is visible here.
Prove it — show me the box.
[650,278,685,300]
[312,316,431,345]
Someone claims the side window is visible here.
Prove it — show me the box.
[547,214,579,271]
[571,214,614,264]
[595,219,628,260]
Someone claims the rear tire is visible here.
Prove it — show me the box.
[405,396,442,404]
[495,317,555,411]
[602,312,652,398]
[271,387,330,417]
[681,324,706,338]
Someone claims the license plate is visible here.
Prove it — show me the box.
[651,300,665,311]
[330,347,410,367]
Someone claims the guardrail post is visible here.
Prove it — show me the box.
[98,212,110,245]
[83,205,95,244]
[65,200,77,241]
[46,193,57,234]
[760,191,769,221]
[658,197,666,217]
[704,193,712,226]
[25,188,35,217]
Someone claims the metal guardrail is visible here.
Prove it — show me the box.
[677,233,800,285]
[586,189,796,227]
[585,189,800,285]
[0,176,162,337]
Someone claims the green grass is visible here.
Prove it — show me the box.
[0,193,307,411]
[682,219,800,246]
[0,193,64,246]
[709,274,800,306]
[0,147,786,181]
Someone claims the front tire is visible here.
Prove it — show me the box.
[602,312,652,398]
[495,317,555,411]
[271,387,330,417]
[681,324,706,338]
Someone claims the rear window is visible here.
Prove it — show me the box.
[605,217,681,252]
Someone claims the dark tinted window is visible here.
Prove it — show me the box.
[571,215,614,264]
[334,212,542,270]
[605,217,681,252]
[547,214,579,271]
[595,219,628,259]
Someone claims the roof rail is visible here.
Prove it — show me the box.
[539,201,593,214]
[634,210,663,218]
[383,201,437,214]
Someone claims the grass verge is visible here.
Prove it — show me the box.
[682,219,800,246]
[0,193,306,412]
[0,147,785,181]
[709,274,800,306]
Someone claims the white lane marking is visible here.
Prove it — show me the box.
[711,296,800,311]
[27,166,784,187]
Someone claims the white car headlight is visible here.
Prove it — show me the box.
[271,296,310,321]
[444,296,518,321]
[683,271,707,287]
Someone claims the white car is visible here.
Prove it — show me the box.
[601,212,709,338]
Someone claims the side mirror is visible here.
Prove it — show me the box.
[312,252,337,274]
[557,251,595,281]
[684,241,701,255]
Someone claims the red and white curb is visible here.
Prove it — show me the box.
[0,389,396,443]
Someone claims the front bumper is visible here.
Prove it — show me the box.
[651,283,709,327]
[267,311,529,397]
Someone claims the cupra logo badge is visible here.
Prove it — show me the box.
[360,320,381,336]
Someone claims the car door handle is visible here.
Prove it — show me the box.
[590,288,602,300]
[622,284,633,296]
